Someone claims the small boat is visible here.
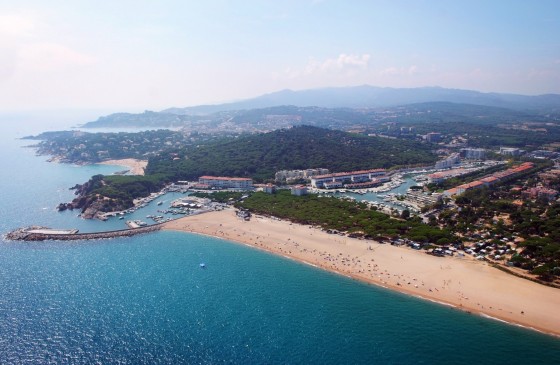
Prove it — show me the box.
[199,263,206,268]
[157,201,163,206]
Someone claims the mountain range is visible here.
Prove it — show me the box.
[162,85,560,115]
[81,85,560,129]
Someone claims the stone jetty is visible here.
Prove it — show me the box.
[6,224,162,241]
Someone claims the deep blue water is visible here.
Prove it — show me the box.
[1,117,560,364]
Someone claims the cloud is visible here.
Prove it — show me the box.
[380,66,399,76]
[380,65,419,76]
[304,53,371,75]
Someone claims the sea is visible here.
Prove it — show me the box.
[0,114,559,364]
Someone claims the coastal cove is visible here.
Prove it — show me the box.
[1,120,560,363]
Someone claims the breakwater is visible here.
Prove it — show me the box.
[6,224,162,241]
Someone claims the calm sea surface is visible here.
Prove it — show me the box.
[0,116,559,364]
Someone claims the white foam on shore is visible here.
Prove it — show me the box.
[478,313,558,337]
[479,313,509,324]
[424,297,455,308]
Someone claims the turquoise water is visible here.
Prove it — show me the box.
[1,118,560,364]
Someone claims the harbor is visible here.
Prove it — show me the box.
[6,193,223,242]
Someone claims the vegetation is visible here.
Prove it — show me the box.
[25,129,239,164]
[426,163,510,191]
[237,190,455,243]
[26,129,190,163]
[428,160,551,192]
[366,102,560,149]
[406,121,560,149]
[63,173,171,213]
[145,126,437,182]
[436,170,560,281]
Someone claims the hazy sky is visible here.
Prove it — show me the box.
[1,0,559,112]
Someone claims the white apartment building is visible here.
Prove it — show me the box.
[198,176,253,189]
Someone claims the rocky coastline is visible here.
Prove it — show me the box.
[57,178,131,220]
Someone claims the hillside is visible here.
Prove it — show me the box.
[145,125,437,181]
[81,99,553,132]
[162,85,560,115]
[79,83,560,133]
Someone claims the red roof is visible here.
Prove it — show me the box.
[313,169,386,179]
[199,176,252,181]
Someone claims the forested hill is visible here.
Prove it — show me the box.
[145,126,437,181]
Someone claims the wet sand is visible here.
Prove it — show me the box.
[163,209,560,337]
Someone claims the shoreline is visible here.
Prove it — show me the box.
[98,158,147,175]
[163,209,560,338]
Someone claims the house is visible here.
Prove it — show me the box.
[291,185,308,196]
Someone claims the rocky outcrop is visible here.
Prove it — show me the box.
[57,175,131,219]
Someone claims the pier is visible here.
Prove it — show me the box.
[6,224,162,242]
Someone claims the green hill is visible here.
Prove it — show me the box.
[145,125,437,181]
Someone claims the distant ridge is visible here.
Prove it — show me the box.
[162,85,560,115]
[81,85,560,129]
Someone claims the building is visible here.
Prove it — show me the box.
[460,148,487,160]
[198,176,253,190]
[427,167,474,185]
[454,181,485,195]
[291,185,308,196]
[435,153,460,169]
[263,184,276,194]
[310,169,387,189]
[305,168,329,178]
[479,176,499,186]
[522,187,558,201]
[444,162,534,197]
[426,132,442,143]
[275,168,329,182]
[345,176,391,189]
[499,147,521,157]
[254,183,276,194]
[404,190,442,209]
[427,172,447,185]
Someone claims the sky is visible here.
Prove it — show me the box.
[1,0,560,112]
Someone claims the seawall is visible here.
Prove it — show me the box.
[6,224,162,241]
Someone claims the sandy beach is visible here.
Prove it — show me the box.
[98,159,147,175]
[164,209,560,337]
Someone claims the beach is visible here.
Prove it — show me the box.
[98,159,147,175]
[164,209,560,337]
